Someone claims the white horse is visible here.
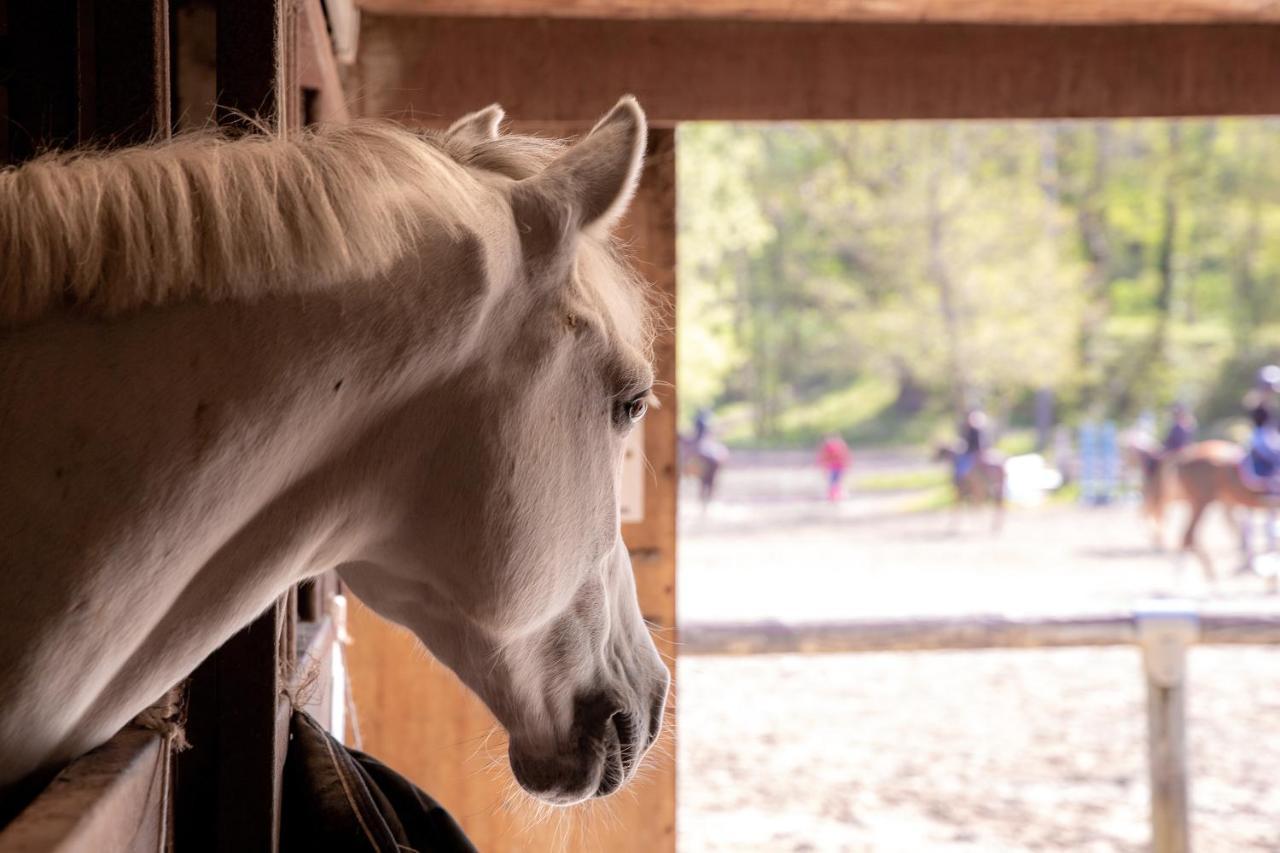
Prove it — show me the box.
[0,97,668,813]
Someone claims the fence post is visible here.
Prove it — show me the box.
[1135,600,1199,853]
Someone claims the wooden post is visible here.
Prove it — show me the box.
[1135,601,1198,853]
[173,4,299,850]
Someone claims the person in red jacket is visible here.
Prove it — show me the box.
[817,434,853,502]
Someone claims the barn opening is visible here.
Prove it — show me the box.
[674,117,1280,852]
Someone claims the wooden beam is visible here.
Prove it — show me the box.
[173,6,300,848]
[680,610,1280,656]
[298,0,351,123]
[354,17,1280,123]
[78,0,171,145]
[3,0,78,161]
[0,728,168,853]
[615,124,679,853]
[175,599,294,853]
[217,0,298,129]
[355,0,1280,25]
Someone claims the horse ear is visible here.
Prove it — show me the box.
[447,104,505,145]
[516,96,647,239]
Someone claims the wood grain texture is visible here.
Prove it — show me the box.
[681,611,1280,655]
[0,727,168,853]
[355,0,1280,23]
[345,128,678,853]
[78,0,171,145]
[353,17,1280,124]
[298,0,352,123]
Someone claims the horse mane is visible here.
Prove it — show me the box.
[0,121,489,325]
[0,117,653,352]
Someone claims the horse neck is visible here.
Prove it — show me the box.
[0,259,491,780]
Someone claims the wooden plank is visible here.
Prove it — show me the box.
[680,611,1280,655]
[173,6,299,848]
[78,0,171,145]
[353,17,1280,123]
[174,598,293,853]
[3,0,78,162]
[345,128,679,853]
[1146,679,1190,853]
[1136,606,1196,853]
[298,0,351,123]
[0,727,168,853]
[217,0,297,130]
[355,0,1280,24]
[612,124,679,853]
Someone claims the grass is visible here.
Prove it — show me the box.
[902,485,957,513]
[854,467,949,493]
[717,376,946,449]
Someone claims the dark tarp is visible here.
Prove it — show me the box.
[283,711,478,853]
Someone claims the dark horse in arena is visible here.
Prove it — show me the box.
[935,444,1006,532]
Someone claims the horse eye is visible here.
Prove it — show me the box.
[616,394,649,428]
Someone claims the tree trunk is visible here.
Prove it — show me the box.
[926,131,970,420]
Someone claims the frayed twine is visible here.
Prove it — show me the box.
[131,683,191,752]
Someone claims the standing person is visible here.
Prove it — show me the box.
[817,433,852,502]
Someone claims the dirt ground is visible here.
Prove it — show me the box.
[675,453,1280,852]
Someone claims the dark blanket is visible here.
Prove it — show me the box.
[283,711,478,853]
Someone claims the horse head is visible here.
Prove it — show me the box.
[336,98,669,805]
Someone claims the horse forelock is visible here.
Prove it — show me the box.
[0,119,655,360]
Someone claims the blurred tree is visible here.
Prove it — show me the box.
[676,118,1280,447]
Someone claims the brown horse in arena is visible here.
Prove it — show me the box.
[1172,440,1280,580]
[1125,434,1185,549]
[935,444,1006,531]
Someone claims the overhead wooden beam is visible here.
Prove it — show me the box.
[355,0,1280,25]
[354,17,1280,124]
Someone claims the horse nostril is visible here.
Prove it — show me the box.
[646,687,667,748]
[612,711,640,773]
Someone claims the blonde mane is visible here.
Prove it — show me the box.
[0,118,652,353]
[0,122,482,326]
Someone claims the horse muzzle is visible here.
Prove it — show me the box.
[508,678,668,805]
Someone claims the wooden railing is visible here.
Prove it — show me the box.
[682,603,1280,853]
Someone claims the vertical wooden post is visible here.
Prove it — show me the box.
[173,4,298,850]
[3,0,78,163]
[78,0,171,145]
[1135,601,1198,853]
[616,124,679,852]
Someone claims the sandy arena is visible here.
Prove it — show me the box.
[676,452,1280,852]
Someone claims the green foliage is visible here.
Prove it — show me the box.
[677,118,1280,446]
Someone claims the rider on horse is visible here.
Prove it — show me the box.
[954,408,990,481]
[1162,402,1197,455]
[1244,365,1280,492]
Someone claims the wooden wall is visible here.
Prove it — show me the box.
[346,127,679,852]
[352,17,1280,123]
